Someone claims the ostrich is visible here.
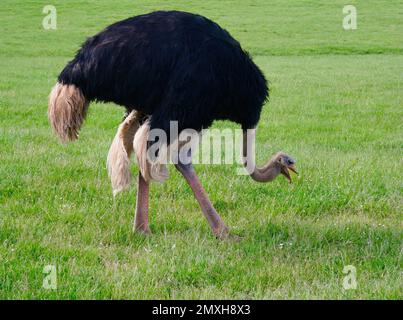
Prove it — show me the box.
[48,11,297,238]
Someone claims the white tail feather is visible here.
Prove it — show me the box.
[133,120,168,183]
[48,82,89,142]
[107,111,140,195]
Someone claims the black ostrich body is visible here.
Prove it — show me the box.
[58,10,268,136]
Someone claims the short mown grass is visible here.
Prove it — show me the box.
[0,0,402,299]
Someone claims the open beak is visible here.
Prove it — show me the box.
[281,164,298,183]
[288,164,298,174]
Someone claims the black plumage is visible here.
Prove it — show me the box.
[58,10,268,138]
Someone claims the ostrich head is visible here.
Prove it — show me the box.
[242,130,298,183]
[274,152,298,183]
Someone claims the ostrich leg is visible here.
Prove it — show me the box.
[175,162,229,238]
[133,172,151,234]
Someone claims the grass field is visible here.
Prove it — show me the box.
[0,0,402,299]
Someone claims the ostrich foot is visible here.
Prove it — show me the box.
[213,225,230,239]
[213,225,242,241]
[215,229,242,242]
[134,225,152,235]
[227,233,243,242]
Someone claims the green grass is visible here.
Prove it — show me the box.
[0,0,402,299]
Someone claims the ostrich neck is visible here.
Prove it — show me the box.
[242,129,281,183]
